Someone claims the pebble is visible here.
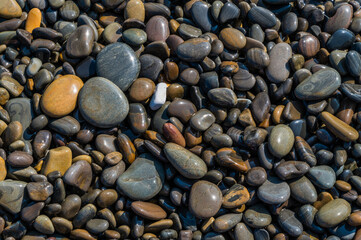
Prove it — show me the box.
[268,124,295,158]
[78,77,129,128]
[289,176,317,204]
[131,201,167,220]
[42,146,72,176]
[0,180,27,214]
[316,199,351,228]
[96,42,140,91]
[0,0,22,19]
[63,160,92,192]
[189,180,222,219]
[146,16,169,42]
[40,75,83,118]
[243,204,272,228]
[219,28,246,51]
[116,154,164,200]
[307,165,336,190]
[222,184,250,208]
[150,83,167,111]
[266,43,292,83]
[278,209,303,237]
[177,38,211,62]
[164,143,207,179]
[66,25,94,58]
[257,177,290,204]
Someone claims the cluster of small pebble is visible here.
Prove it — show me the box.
[1,0,361,239]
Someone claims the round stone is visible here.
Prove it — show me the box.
[189,180,222,219]
[96,42,140,91]
[65,25,94,58]
[40,75,83,118]
[316,199,351,228]
[131,201,167,220]
[176,38,211,62]
[78,77,129,128]
[268,124,295,158]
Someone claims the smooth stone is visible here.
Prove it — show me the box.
[25,8,41,33]
[139,54,163,81]
[278,209,303,237]
[320,111,359,142]
[164,143,207,179]
[63,160,92,192]
[167,98,197,123]
[326,29,355,52]
[0,75,24,97]
[257,177,290,204]
[248,6,277,28]
[329,50,348,76]
[96,42,140,91]
[222,184,250,208]
[5,98,34,134]
[250,92,270,123]
[219,28,246,51]
[275,161,309,180]
[212,213,243,233]
[191,1,214,32]
[298,35,320,58]
[129,78,155,102]
[266,43,292,84]
[178,23,202,40]
[48,116,80,136]
[72,204,97,228]
[51,217,73,235]
[295,68,341,100]
[316,199,351,228]
[34,215,55,235]
[116,153,164,200]
[246,167,267,186]
[218,2,240,24]
[78,77,129,128]
[346,50,361,77]
[41,146,72,176]
[324,4,353,34]
[234,223,254,240]
[128,103,148,134]
[66,25,94,58]
[3,121,22,146]
[243,204,272,228]
[40,75,83,118]
[0,180,27,214]
[189,180,222,219]
[307,165,336,189]
[289,176,317,204]
[102,22,122,44]
[122,28,147,46]
[268,124,294,158]
[86,219,109,235]
[0,157,5,181]
[146,16,169,42]
[124,0,145,22]
[7,151,33,168]
[131,201,167,220]
[60,0,79,21]
[246,48,270,69]
[190,109,215,131]
[341,83,361,103]
[151,101,170,134]
[0,0,22,19]
[27,181,53,201]
[282,12,298,35]
[176,38,211,62]
[207,88,237,108]
[149,83,167,110]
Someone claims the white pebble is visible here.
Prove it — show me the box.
[150,83,167,110]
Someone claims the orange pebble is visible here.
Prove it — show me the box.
[25,8,41,33]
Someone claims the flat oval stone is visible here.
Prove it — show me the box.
[257,177,290,204]
[326,29,355,52]
[122,28,147,46]
[131,201,167,220]
[96,42,140,91]
[289,176,317,204]
[212,213,243,233]
[66,25,94,58]
[278,209,303,237]
[167,98,197,123]
[191,1,214,32]
[218,2,240,24]
[146,16,169,42]
[116,153,164,200]
[40,75,83,118]
[243,204,272,228]
[164,143,207,179]
[268,124,294,158]
[246,48,270,69]
[176,38,211,62]
[7,151,33,168]
[282,12,298,35]
[34,215,55,235]
[48,116,80,136]
[190,109,216,131]
[324,4,353,34]
[189,180,222,219]
[86,219,109,234]
[78,77,129,128]
[248,6,277,28]
[26,181,53,201]
[60,0,79,21]
[222,184,250,208]
[219,28,246,51]
[295,68,341,100]
[316,199,351,228]
[207,88,237,108]
[341,83,361,103]
[250,92,271,123]
[320,111,359,142]
[129,78,155,102]
[0,0,22,19]
[266,43,292,83]
[307,165,336,190]
[0,180,27,214]
[346,50,361,77]
[63,160,92,192]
